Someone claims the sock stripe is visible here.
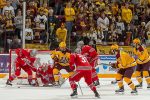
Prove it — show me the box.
[128,82,132,86]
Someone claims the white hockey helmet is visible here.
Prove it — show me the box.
[77,41,84,48]
[74,48,81,54]
[30,49,37,57]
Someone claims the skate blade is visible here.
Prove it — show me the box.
[136,87,142,89]
[5,84,12,87]
[131,92,138,95]
[71,95,78,99]
[115,92,124,95]
[95,96,101,99]
[147,87,150,89]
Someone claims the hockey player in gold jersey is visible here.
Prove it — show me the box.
[51,42,73,85]
[110,44,137,94]
[133,38,150,88]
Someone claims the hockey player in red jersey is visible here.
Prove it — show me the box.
[81,45,100,86]
[6,48,37,86]
[69,48,100,98]
[36,63,55,86]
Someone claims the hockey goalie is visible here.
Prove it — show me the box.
[6,48,38,86]
[36,63,55,86]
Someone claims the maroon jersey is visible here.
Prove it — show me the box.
[70,53,92,71]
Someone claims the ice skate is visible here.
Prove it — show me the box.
[94,90,100,98]
[111,80,117,84]
[54,81,60,86]
[115,87,124,94]
[135,82,142,88]
[131,88,138,94]
[29,81,36,86]
[6,79,12,86]
[147,84,150,89]
[93,80,100,86]
[70,88,78,98]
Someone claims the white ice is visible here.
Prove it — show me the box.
[0,78,150,100]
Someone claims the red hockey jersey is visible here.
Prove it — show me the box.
[36,65,54,84]
[70,53,92,71]
[15,48,30,58]
[15,48,36,67]
[81,45,98,62]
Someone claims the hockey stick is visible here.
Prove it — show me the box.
[78,82,83,95]
[59,77,69,87]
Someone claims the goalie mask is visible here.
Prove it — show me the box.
[30,49,37,57]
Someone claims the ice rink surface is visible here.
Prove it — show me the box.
[0,78,150,100]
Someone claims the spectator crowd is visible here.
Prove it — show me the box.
[0,0,150,53]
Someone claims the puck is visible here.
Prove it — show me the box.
[18,86,20,88]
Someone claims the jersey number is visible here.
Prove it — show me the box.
[80,56,87,63]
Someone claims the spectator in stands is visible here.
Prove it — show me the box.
[97,11,109,42]
[96,26,104,44]
[3,10,14,39]
[24,23,34,43]
[14,9,22,39]
[121,3,132,25]
[116,16,125,43]
[56,23,67,43]
[0,0,7,13]
[11,0,20,14]
[10,35,21,49]
[35,8,47,30]
[54,0,64,15]
[80,32,90,45]
[140,0,150,6]
[39,0,48,7]
[26,9,32,27]
[133,6,140,25]
[111,1,119,16]
[27,1,37,18]
[42,3,49,16]
[89,27,97,42]
[33,22,41,43]
[75,13,87,35]
[108,27,118,43]
[124,24,133,45]
[2,1,15,16]
[146,26,150,45]
[137,22,147,43]
[64,2,75,35]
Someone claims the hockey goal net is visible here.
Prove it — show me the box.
[9,49,53,84]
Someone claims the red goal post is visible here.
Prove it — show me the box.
[9,49,53,79]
